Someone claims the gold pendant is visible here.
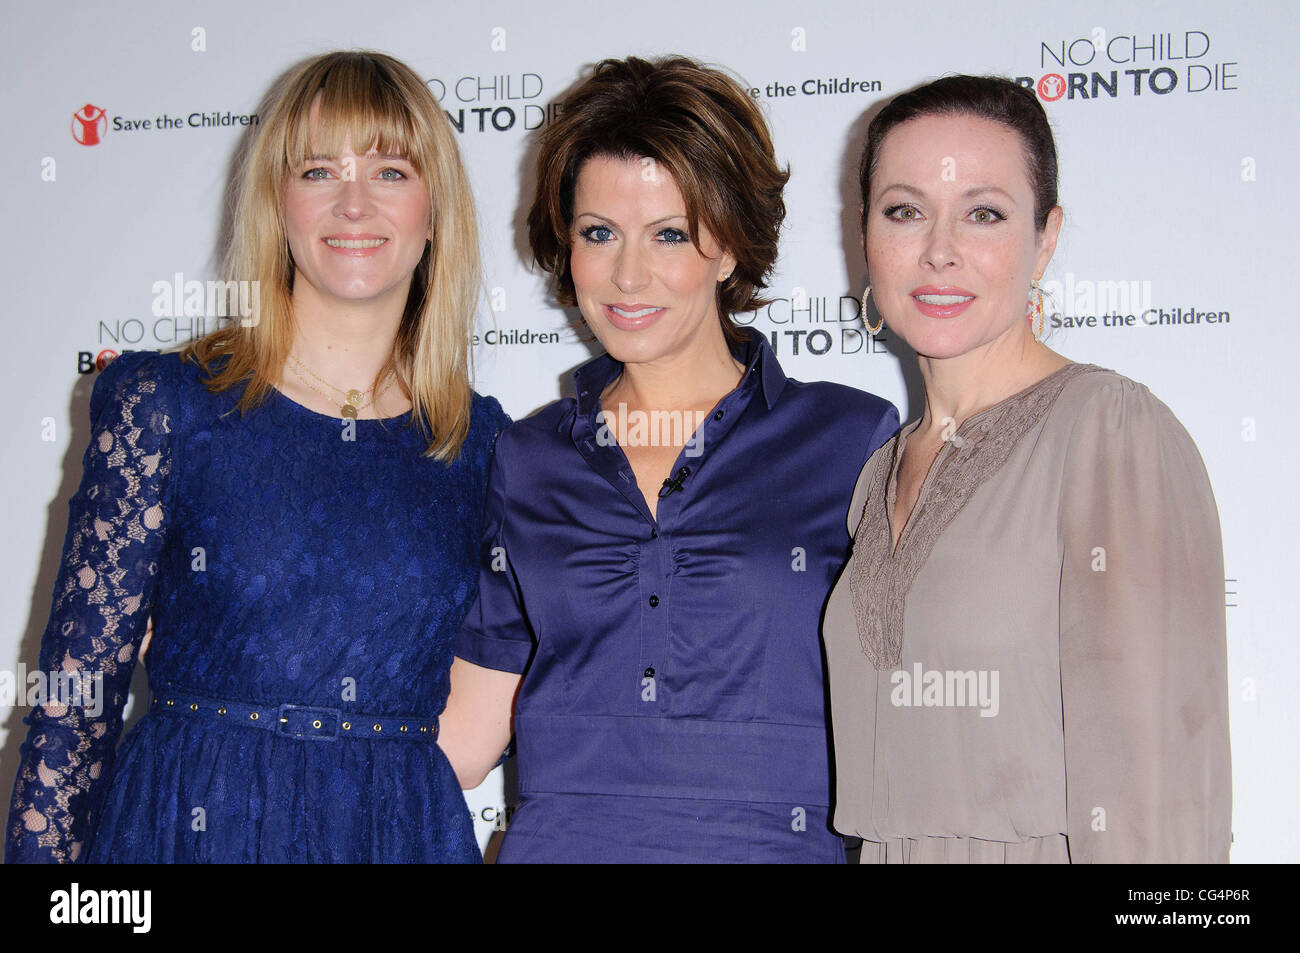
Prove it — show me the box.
[341,404,358,419]
[346,390,363,407]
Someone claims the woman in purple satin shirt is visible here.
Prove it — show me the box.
[438,55,899,863]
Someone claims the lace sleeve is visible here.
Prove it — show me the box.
[6,353,174,863]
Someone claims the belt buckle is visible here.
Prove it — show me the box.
[276,703,341,741]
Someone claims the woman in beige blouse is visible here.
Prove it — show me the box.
[824,75,1231,862]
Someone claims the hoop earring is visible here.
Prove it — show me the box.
[862,283,883,336]
[1029,278,1044,340]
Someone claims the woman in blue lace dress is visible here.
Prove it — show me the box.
[5,51,506,863]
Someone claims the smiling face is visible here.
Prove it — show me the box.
[863,113,1061,361]
[282,102,432,315]
[569,154,737,367]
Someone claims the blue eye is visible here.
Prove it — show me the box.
[579,225,614,244]
[303,167,331,180]
[378,168,407,181]
[657,228,689,244]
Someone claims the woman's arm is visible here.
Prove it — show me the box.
[438,658,521,790]
[1058,377,1232,862]
[439,425,535,790]
[6,354,174,863]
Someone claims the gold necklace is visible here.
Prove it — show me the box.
[288,353,393,419]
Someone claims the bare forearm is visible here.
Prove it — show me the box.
[438,657,520,789]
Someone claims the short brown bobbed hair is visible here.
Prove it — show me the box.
[528,55,790,345]
[859,74,1059,232]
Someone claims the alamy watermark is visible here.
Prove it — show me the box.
[1041,272,1152,325]
[49,883,150,933]
[595,402,708,457]
[890,663,999,718]
[0,665,104,717]
[151,272,260,327]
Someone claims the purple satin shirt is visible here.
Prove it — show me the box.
[456,330,898,862]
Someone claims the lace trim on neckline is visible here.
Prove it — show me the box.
[848,362,1105,669]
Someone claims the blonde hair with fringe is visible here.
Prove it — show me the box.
[183,50,480,460]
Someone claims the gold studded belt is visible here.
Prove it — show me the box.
[149,687,438,741]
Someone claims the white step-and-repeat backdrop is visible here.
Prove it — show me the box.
[2,0,1294,861]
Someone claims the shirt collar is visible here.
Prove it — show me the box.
[569,327,787,424]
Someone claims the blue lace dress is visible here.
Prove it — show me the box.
[5,350,507,863]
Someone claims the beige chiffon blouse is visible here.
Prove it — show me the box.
[822,363,1232,863]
